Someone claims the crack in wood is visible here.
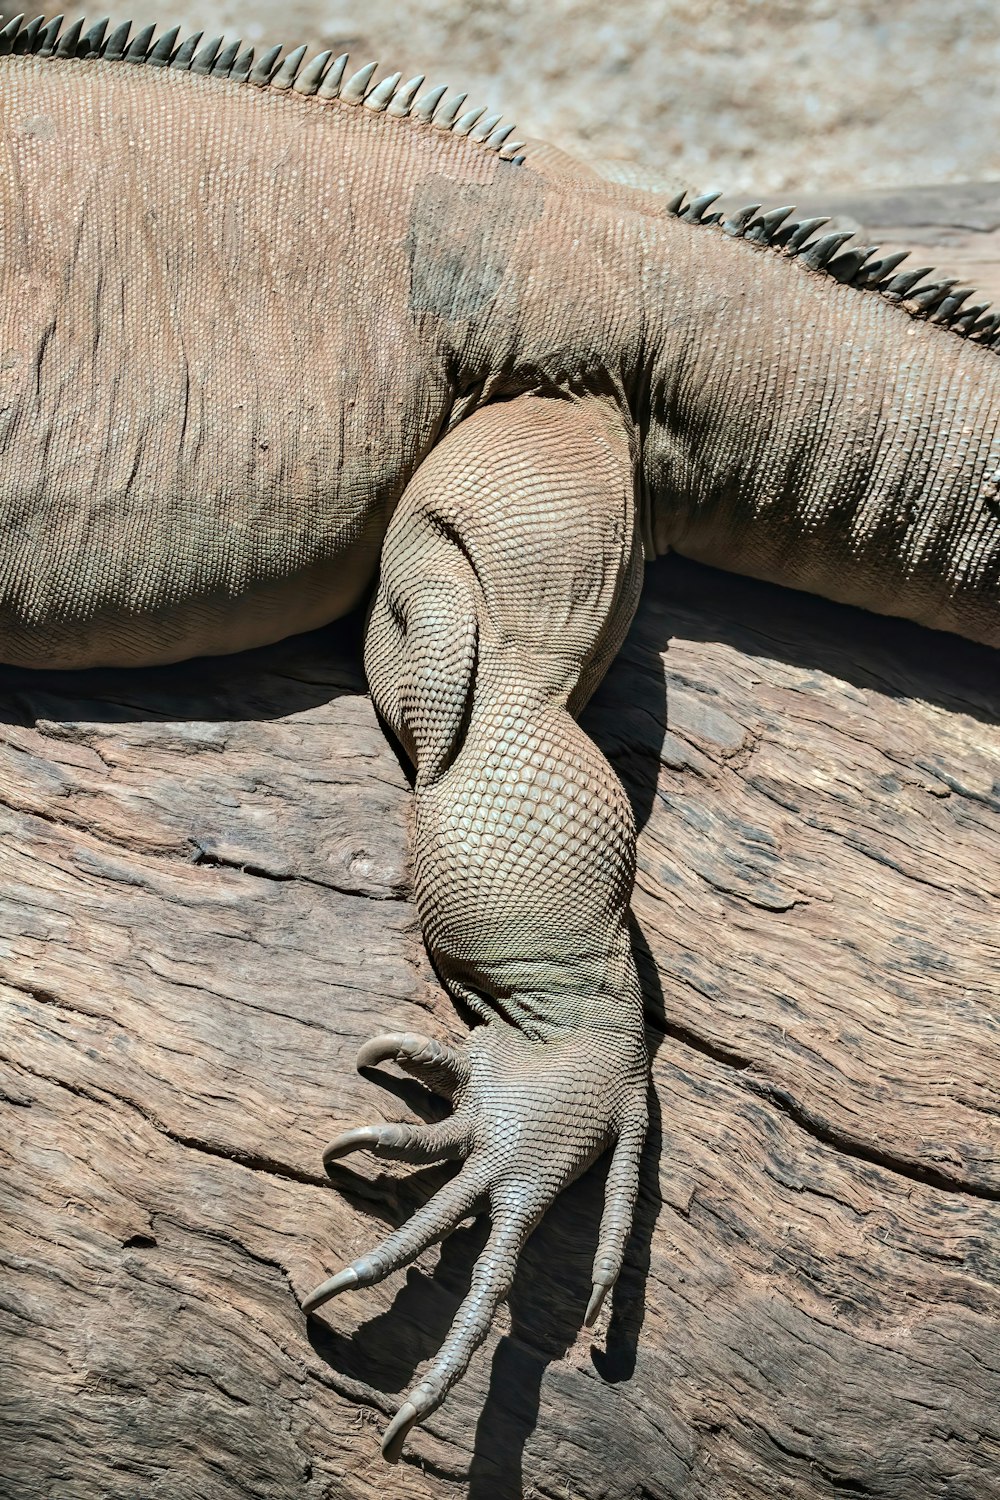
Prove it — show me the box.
[189,843,407,900]
[3,1053,331,1191]
[648,1016,1000,1202]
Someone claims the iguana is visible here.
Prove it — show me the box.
[1,11,997,1465]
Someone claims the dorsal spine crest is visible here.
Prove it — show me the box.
[670,187,998,350]
[0,11,528,163]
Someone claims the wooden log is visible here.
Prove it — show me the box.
[2,189,998,1500]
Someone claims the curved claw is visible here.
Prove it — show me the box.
[302,1266,359,1314]
[585,1110,646,1325]
[382,1393,430,1464]
[356,1031,470,1098]
[584,1280,609,1327]
[323,1125,387,1164]
[322,1115,471,1172]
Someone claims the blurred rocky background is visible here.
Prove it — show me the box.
[104,0,1000,194]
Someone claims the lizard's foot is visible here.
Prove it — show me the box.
[303,1022,648,1462]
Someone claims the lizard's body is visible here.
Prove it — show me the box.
[1,17,997,1461]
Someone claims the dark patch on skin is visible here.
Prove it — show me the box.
[407,172,544,323]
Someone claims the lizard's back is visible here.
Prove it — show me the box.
[0,49,514,668]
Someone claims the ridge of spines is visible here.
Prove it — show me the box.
[674,188,1000,350]
[0,11,528,162]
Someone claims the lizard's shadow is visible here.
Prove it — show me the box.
[0,607,368,726]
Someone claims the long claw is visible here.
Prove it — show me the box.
[584,1281,608,1327]
[381,1397,423,1463]
[323,1125,387,1162]
[356,1031,470,1097]
[322,1115,470,1170]
[302,1266,359,1313]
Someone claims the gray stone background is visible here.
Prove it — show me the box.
[112,0,1000,194]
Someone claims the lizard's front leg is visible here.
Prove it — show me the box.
[304,394,648,1460]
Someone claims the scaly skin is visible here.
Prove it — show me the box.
[0,30,998,1462]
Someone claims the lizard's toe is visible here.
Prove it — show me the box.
[356,1030,470,1098]
[585,1110,646,1325]
[303,1159,484,1314]
[381,1202,536,1461]
[322,1114,471,1168]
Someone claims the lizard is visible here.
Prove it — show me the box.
[0,12,997,1465]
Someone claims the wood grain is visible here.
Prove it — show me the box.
[2,192,999,1500]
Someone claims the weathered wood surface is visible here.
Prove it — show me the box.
[2,191,1000,1500]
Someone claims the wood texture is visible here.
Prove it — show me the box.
[2,192,999,1500]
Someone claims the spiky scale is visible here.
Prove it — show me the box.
[932,288,975,322]
[744,205,796,243]
[387,75,425,116]
[79,16,109,55]
[123,23,156,62]
[784,217,829,252]
[954,303,991,332]
[270,43,308,90]
[453,105,487,137]
[37,14,63,56]
[856,250,909,288]
[681,191,722,223]
[434,93,468,129]
[169,31,202,69]
[363,70,402,111]
[664,191,687,216]
[722,203,761,237]
[190,36,223,76]
[413,84,448,122]
[470,112,502,143]
[340,60,378,103]
[885,267,934,298]
[248,43,281,86]
[101,19,132,61]
[910,278,959,312]
[230,46,254,83]
[0,13,25,54]
[145,25,179,66]
[317,53,349,99]
[54,16,84,57]
[12,14,42,53]
[799,231,854,269]
[211,39,241,77]
[971,315,999,344]
[826,246,879,284]
[485,123,516,151]
[293,50,332,96]
[502,141,526,158]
